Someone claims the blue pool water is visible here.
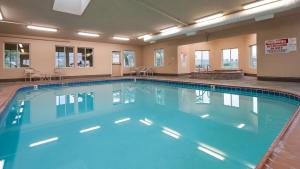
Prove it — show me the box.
[0,80,299,169]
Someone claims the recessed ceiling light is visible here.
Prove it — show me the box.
[0,11,3,20]
[27,25,58,32]
[243,0,281,10]
[78,32,100,37]
[138,34,151,39]
[195,13,224,23]
[138,34,152,41]
[113,36,130,41]
[160,26,181,36]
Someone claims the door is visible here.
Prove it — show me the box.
[112,51,123,76]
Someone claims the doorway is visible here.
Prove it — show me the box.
[112,51,123,76]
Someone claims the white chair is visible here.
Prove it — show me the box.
[24,68,44,82]
[53,69,64,81]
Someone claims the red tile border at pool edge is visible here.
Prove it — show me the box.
[0,77,300,169]
[255,106,300,169]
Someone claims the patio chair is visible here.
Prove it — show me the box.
[24,68,44,82]
[140,67,155,76]
[52,68,64,81]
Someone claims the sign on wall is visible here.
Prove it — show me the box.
[265,38,297,54]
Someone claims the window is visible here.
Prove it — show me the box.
[78,92,94,113]
[123,88,135,104]
[112,51,121,64]
[253,97,258,114]
[195,90,210,104]
[77,47,93,67]
[155,88,165,105]
[124,50,135,67]
[55,46,74,68]
[154,49,164,67]
[4,43,30,68]
[250,45,257,68]
[195,50,210,68]
[112,90,121,104]
[224,93,239,107]
[222,48,239,69]
[56,94,75,117]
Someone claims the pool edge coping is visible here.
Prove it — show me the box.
[0,77,299,169]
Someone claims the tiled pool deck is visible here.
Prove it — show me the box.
[0,76,299,169]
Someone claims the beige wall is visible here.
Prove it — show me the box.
[181,33,257,74]
[147,33,257,75]
[0,34,142,79]
[142,41,178,74]
[257,14,300,78]
[142,12,300,78]
[1,11,300,80]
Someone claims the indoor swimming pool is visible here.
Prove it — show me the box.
[0,79,299,169]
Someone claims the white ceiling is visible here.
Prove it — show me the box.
[0,0,295,45]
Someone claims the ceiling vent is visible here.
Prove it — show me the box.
[53,0,91,16]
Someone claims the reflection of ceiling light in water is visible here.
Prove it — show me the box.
[19,107,24,113]
[162,127,181,139]
[21,101,25,106]
[237,123,245,129]
[139,118,153,126]
[114,118,131,124]
[0,160,4,169]
[198,146,225,161]
[79,125,101,133]
[201,114,209,119]
[198,143,226,161]
[15,115,22,119]
[29,137,59,147]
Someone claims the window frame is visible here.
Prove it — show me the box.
[249,44,257,69]
[223,93,240,108]
[3,42,31,69]
[55,46,75,68]
[221,48,239,69]
[154,48,164,67]
[112,51,121,65]
[123,50,136,68]
[195,50,210,68]
[77,47,94,68]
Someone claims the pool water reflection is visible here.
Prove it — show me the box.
[0,81,298,169]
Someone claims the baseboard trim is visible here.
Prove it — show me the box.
[245,73,257,77]
[153,73,191,76]
[0,74,112,82]
[258,76,300,82]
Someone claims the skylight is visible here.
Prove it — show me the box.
[53,0,91,16]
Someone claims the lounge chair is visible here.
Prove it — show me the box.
[52,69,64,81]
[140,67,154,76]
[24,68,45,82]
